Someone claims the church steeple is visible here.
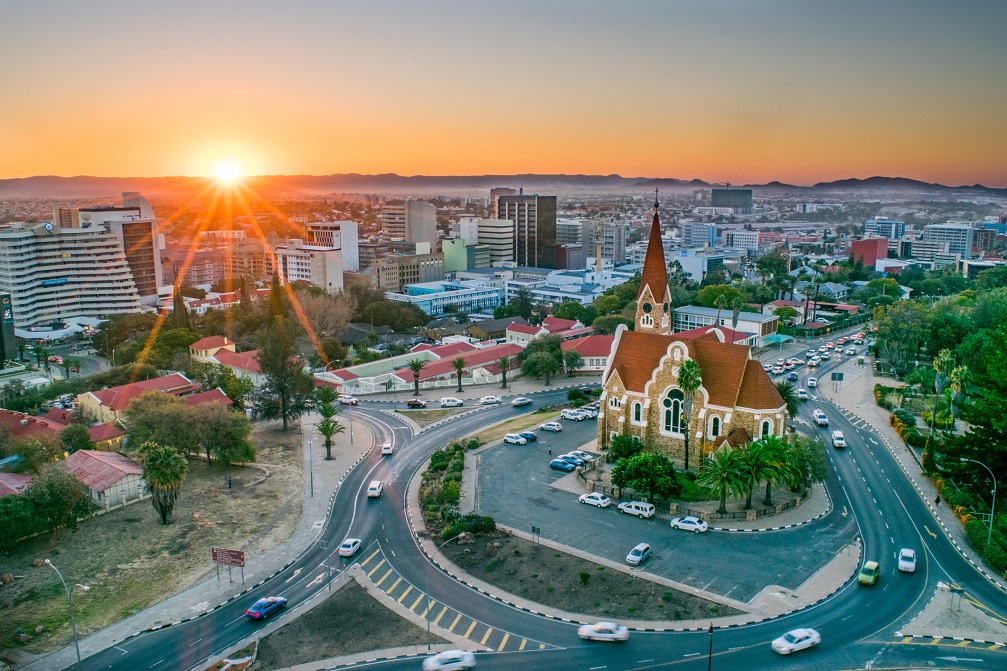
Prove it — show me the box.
[636,191,672,334]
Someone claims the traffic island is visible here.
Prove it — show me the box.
[897,583,1007,646]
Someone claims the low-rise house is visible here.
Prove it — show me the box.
[62,449,148,512]
[0,472,32,498]
[209,349,266,388]
[561,335,615,373]
[189,336,237,363]
[87,422,126,451]
[76,373,203,423]
[465,316,528,341]
[505,323,544,346]
[0,408,66,440]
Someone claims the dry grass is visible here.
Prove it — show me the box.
[0,420,303,666]
[395,408,465,427]
[471,411,561,445]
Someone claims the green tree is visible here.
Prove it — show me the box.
[316,417,345,460]
[406,358,426,396]
[696,447,746,514]
[553,301,585,322]
[591,315,632,334]
[507,287,534,319]
[6,434,62,474]
[974,265,1007,292]
[609,435,643,461]
[452,357,467,393]
[697,285,745,312]
[516,334,564,365]
[16,337,26,363]
[611,452,681,502]
[730,294,747,331]
[125,393,200,457]
[193,363,255,408]
[172,291,190,330]
[138,441,188,525]
[756,252,789,290]
[22,464,94,535]
[944,387,1007,482]
[60,424,93,455]
[197,402,255,466]
[256,319,315,430]
[563,349,583,377]
[756,435,793,507]
[0,495,35,550]
[738,440,776,509]
[783,433,827,492]
[522,351,561,385]
[268,273,289,320]
[496,356,511,389]
[775,381,801,418]
[677,358,703,471]
[773,306,799,323]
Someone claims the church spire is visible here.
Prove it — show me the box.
[638,191,669,302]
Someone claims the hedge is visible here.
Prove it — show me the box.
[874,384,896,411]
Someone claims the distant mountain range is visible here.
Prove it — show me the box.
[1,173,1004,199]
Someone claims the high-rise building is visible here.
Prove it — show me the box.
[923,223,975,259]
[724,229,760,251]
[496,194,558,268]
[161,247,226,287]
[275,239,344,295]
[306,220,360,271]
[457,217,515,266]
[381,200,437,248]
[711,188,753,215]
[226,237,277,282]
[368,252,445,292]
[683,222,717,248]
[849,238,889,268]
[864,219,905,239]
[599,223,627,265]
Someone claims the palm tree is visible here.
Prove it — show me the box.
[316,417,345,460]
[677,358,702,471]
[406,358,426,397]
[496,355,511,389]
[138,441,188,525]
[15,338,26,363]
[451,357,467,393]
[35,345,50,372]
[696,447,746,515]
[947,365,969,422]
[713,294,730,327]
[66,357,83,378]
[730,295,746,332]
[931,349,955,439]
[774,381,801,418]
[757,435,792,507]
[315,385,338,421]
[738,441,776,510]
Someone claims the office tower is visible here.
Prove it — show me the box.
[711,187,753,215]
[457,217,514,266]
[683,222,717,248]
[923,223,975,258]
[864,219,906,239]
[161,248,226,287]
[490,187,518,217]
[496,194,559,268]
[274,239,344,294]
[597,223,627,265]
[724,229,760,251]
[381,200,437,248]
[306,220,360,271]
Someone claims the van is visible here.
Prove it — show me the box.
[561,408,586,421]
[813,409,829,426]
[617,501,655,518]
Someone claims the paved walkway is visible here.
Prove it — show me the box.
[898,585,1007,646]
[20,417,374,671]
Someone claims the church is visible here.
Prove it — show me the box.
[598,199,787,467]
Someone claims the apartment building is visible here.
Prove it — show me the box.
[923,223,974,259]
[306,220,360,271]
[381,200,437,248]
[682,222,717,248]
[724,229,760,252]
[274,239,344,294]
[458,217,515,266]
[864,219,905,239]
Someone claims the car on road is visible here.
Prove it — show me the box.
[245,596,287,619]
[518,430,537,442]
[898,548,917,573]
[808,377,818,388]
[503,433,527,445]
[771,627,821,655]
[846,347,856,355]
[406,398,427,408]
[338,395,359,405]
[422,650,475,671]
[579,492,611,508]
[669,516,709,533]
[381,442,394,455]
[511,397,533,407]
[813,409,829,426]
[539,421,563,432]
[820,351,832,359]
[617,501,655,518]
[578,622,630,642]
[787,372,799,381]
[479,396,502,405]
[366,480,383,498]
[806,350,818,357]
[549,459,576,473]
[561,408,587,421]
[858,560,880,585]
[831,431,846,448]
[763,364,774,373]
[337,538,361,557]
[808,359,820,367]
[797,388,808,400]
[439,397,464,407]
[772,366,784,375]
[625,542,652,565]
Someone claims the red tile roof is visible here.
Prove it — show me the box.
[395,343,522,383]
[424,341,479,358]
[542,316,578,332]
[327,368,359,381]
[213,349,261,373]
[44,407,76,425]
[736,359,786,410]
[88,422,125,443]
[190,335,232,350]
[712,427,753,450]
[555,326,595,340]
[637,208,669,304]
[0,472,32,497]
[507,323,542,336]
[674,325,752,344]
[0,409,66,438]
[63,450,143,492]
[561,335,615,358]
[87,373,200,412]
[184,388,233,407]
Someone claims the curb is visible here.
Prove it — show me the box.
[894,633,1007,647]
[710,484,833,533]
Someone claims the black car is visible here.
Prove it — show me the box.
[519,431,538,442]
[406,398,427,408]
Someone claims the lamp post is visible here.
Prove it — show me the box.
[960,458,997,547]
[308,438,314,498]
[44,559,89,662]
[426,532,468,650]
[707,622,714,671]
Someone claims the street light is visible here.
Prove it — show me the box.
[44,559,89,662]
[308,438,314,498]
[960,458,997,547]
[425,532,468,650]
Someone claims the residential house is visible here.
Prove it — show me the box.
[0,472,32,498]
[465,316,528,341]
[62,449,149,511]
[88,423,126,451]
[561,335,615,373]
[209,349,266,388]
[189,336,237,363]
[76,373,204,423]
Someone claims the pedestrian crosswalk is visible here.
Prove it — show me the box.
[355,543,554,652]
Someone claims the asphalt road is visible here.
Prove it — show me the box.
[67,328,1007,671]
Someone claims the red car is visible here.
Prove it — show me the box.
[406,398,427,408]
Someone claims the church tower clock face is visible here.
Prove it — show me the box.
[642,302,652,313]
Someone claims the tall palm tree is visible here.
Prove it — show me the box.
[67,357,83,378]
[931,349,955,438]
[713,294,730,327]
[315,385,338,422]
[451,357,467,393]
[15,338,26,363]
[730,295,746,332]
[738,441,776,510]
[677,358,702,471]
[138,441,188,525]
[757,435,792,507]
[496,355,510,389]
[946,365,969,431]
[696,447,746,515]
[406,358,426,397]
[774,381,801,418]
[35,345,50,372]
[316,417,345,460]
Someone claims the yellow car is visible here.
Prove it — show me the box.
[858,561,880,586]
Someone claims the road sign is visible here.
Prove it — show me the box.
[830,372,844,381]
[212,547,245,568]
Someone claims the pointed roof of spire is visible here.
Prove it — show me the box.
[638,195,669,301]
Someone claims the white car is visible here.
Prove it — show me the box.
[380,442,394,455]
[439,397,464,408]
[807,377,818,388]
[578,492,611,508]
[539,421,563,432]
[813,409,829,426]
[898,548,917,573]
[561,408,587,421]
[617,501,655,518]
[669,516,709,533]
[625,542,652,565]
[337,538,361,557]
[338,395,359,405]
[366,480,383,498]
[806,349,818,357]
[577,621,630,642]
[511,397,533,407]
[579,406,599,419]
[422,650,475,671]
[796,388,809,400]
[846,347,856,355]
[771,627,821,655]
[831,431,846,448]
[821,351,832,360]
[479,396,501,405]
[503,433,527,445]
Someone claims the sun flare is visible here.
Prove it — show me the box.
[214,161,242,183]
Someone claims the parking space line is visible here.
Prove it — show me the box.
[434,605,448,625]
[480,626,494,645]
[519,638,527,651]
[366,559,385,577]
[498,632,510,651]
[374,568,393,587]
[359,548,381,568]
[409,593,425,611]
[448,613,463,632]
[463,620,478,639]
[397,585,413,603]
[385,577,402,594]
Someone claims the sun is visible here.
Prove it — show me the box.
[214,161,243,183]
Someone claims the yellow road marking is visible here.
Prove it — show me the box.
[397,585,413,603]
[989,644,1002,650]
[924,525,937,539]
[367,559,385,577]
[375,568,393,587]
[498,633,510,651]
[929,637,943,645]
[957,640,971,647]
[306,572,325,588]
[448,613,462,632]
[463,620,477,639]
[539,643,546,649]
[434,606,448,625]
[480,627,494,645]
[519,639,527,651]
[284,568,301,583]
[360,548,381,567]
[385,577,402,594]
[409,593,425,611]
[901,637,914,643]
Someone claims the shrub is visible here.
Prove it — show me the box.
[466,439,480,450]
[893,408,915,427]
[441,480,461,505]
[567,388,587,402]
[579,571,591,586]
[443,513,496,538]
[874,384,895,410]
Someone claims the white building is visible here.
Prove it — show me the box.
[923,223,975,259]
[381,200,437,248]
[306,220,360,271]
[672,306,779,347]
[682,222,717,248]
[274,239,344,294]
[63,450,148,512]
[693,207,734,216]
[724,229,760,252]
[387,280,502,317]
[458,217,515,266]
[669,248,726,283]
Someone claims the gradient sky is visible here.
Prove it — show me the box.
[1,0,1005,185]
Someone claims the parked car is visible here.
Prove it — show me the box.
[337,538,361,557]
[406,398,427,408]
[569,450,595,461]
[511,397,533,407]
[898,548,917,573]
[539,421,563,432]
[503,433,527,445]
[578,621,630,642]
[557,453,587,466]
[549,459,576,473]
[381,442,394,455]
[579,406,599,418]
[338,395,359,405]
[858,560,880,585]
[669,516,709,533]
[245,596,287,620]
[518,431,538,442]
[479,396,501,405]
[578,492,611,508]
[439,397,464,408]
[807,377,818,388]
[625,542,652,565]
[771,627,821,655]
[831,431,846,448]
[366,481,383,498]
[617,501,655,518]
[813,409,829,426]
[561,408,587,421]
[796,388,808,400]
[422,650,476,671]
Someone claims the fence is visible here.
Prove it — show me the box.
[587,481,808,522]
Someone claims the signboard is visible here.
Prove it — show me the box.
[831,372,844,381]
[40,278,69,287]
[211,547,245,567]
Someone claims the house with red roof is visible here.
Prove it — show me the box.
[561,335,615,373]
[506,322,545,346]
[75,373,204,423]
[0,409,67,440]
[190,335,237,362]
[393,343,522,388]
[88,422,126,451]
[210,349,266,388]
[62,449,148,511]
[0,472,32,498]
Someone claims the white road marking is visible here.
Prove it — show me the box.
[150,661,165,669]
[683,652,701,658]
[188,638,202,647]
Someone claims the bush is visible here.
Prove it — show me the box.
[441,480,460,505]
[579,571,591,586]
[567,388,587,402]
[466,439,480,450]
[443,513,496,538]
[874,384,895,410]
[892,408,915,427]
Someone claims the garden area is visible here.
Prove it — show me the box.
[418,440,496,539]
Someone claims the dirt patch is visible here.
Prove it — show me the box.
[441,535,739,621]
[395,408,465,427]
[0,419,303,665]
[472,410,561,445]
[252,581,444,669]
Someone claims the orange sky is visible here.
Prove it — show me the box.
[1,1,1005,186]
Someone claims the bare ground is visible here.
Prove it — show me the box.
[0,419,303,665]
[471,410,561,445]
[395,408,465,427]
[252,582,444,670]
[442,535,740,621]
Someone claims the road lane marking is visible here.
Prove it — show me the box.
[519,639,527,651]
[114,646,128,654]
[463,620,478,638]
[284,568,301,583]
[367,559,385,577]
[925,526,938,539]
[434,605,448,625]
[480,626,494,645]
[374,568,393,587]
[150,661,165,668]
[498,632,510,651]
[306,572,325,588]
[359,548,381,568]
[397,585,413,603]
[385,577,402,594]
[683,652,700,657]
[448,613,462,632]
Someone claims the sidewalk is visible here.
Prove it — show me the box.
[816,357,1006,590]
[20,417,374,671]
